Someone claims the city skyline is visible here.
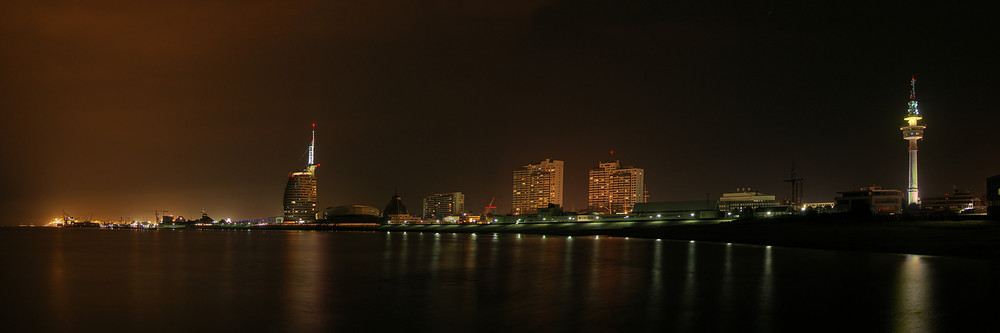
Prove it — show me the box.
[1,1,996,224]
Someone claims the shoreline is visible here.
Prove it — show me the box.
[12,219,1000,260]
[355,220,1000,260]
[205,218,1000,260]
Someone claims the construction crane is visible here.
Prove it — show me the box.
[148,209,170,224]
[483,197,497,222]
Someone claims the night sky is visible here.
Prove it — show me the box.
[1,1,997,224]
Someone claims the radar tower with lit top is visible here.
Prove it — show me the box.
[900,77,926,205]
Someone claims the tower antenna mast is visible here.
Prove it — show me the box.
[308,123,315,165]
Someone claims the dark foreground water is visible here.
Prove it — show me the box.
[1,228,997,332]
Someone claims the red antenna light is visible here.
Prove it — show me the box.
[312,123,316,127]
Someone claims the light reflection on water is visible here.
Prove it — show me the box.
[758,245,774,332]
[647,239,663,324]
[896,255,930,333]
[679,240,697,331]
[0,229,995,332]
[284,231,325,331]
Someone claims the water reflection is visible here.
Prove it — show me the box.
[584,235,606,324]
[676,241,698,330]
[283,231,325,331]
[462,233,477,281]
[46,230,67,332]
[646,239,662,324]
[2,229,992,332]
[381,232,392,280]
[895,255,931,333]
[758,245,774,332]
[430,232,441,279]
[719,243,734,329]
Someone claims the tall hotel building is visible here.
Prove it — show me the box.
[512,158,564,215]
[283,124,319,223]
[422,192,465,218]
[588,160,646,214]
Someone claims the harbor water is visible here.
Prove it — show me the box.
[1,228,996,332]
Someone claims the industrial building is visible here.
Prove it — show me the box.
[632,201,720,219]
[492,200,721,224]
[512,158,564,215]
[834,186,903,215]
[921,189,986,214]
[717,188,780,215]
[587,160,646,214]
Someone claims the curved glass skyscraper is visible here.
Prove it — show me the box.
[283,124,318,223]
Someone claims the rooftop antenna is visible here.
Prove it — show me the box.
[308,123,316,165]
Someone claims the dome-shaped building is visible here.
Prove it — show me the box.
[383,193,418,224]
[316,204,383,225]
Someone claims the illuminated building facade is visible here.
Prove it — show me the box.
[717,188,779,213]
[512,158,564,215]
[588,161,645,213]
[422,192,465,218]
[900,77,926,205]
[921,189,985,214]
[283,124,318,223]
[834,186,903,215]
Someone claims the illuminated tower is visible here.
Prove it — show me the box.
[900,77,926,205]
[283,124,319,223]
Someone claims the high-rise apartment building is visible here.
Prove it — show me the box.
[283,124,318,223]
[422,192,465,218]
[588,161,645,214]
[512,158,564,215]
